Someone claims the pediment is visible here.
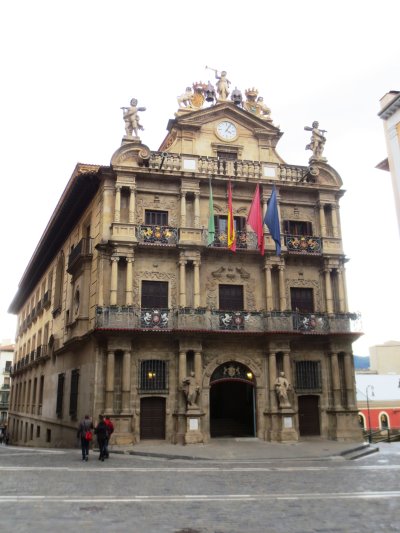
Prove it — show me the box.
[168,101,281,136]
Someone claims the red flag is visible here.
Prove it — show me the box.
[227,181,236,251]
[247,184,264,255]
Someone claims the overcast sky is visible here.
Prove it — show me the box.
[1,1,399,355]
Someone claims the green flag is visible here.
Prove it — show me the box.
[207,178,215,245]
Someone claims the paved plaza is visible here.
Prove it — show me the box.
[1,440,400,532]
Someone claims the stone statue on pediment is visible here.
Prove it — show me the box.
[121,98,146,138]
[305,121,327,161]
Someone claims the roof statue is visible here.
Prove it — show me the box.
[173,68,275,124]
[304,121,327,161]
[121,98,146,139]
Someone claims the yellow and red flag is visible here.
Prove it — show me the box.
[227,181,236,251]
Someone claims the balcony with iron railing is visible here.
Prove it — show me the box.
[67,237,93,273]
[284,234,322,254]
[137,225,178,246]
[95,306,361,335]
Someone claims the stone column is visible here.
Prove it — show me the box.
[129,185,136,224]
[121,350,131,414]
[179,259,187,307]
[278,265,287,311]
[324,267,334,314]
[331,204,339,238]
[105,350,115,414]
[126,258,134,306]
[194,351,202,387]
[114,185,121,223]
[268,352,277,410]
[340,266,349,312]
[194,192,200,228]
[264,264,273,311]
[344,352,356,408]
[179,350,187,385]
[97,253,105,307]
[283,352,291,383]
[330,352,341,409]
[193,260,200,308]
[110,256,119,306]
[180,192,186,227]
[319,202,326,237]
[337,267,346,313]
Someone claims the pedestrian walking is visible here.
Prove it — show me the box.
[77,414,93,461]
[94,414,108,461]
[104,415,114,459]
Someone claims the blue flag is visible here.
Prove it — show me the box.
[264,186,281,255]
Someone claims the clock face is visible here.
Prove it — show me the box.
[216,121,237,141]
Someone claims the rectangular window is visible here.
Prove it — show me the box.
[219,284,244,311]
[5,361,11,372]
[284,220,313,235]
[38,375,44,415]
[290,288,314,312]
[295,361,322,391]
[141,281,168,308]
[139,360,168,392]
[217,151,238,161]
[215,215,246,232]
[145,210,168,226]
[69,369,79,419]
[56,373,65,418]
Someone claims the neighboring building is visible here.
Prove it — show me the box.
[356,374,400,432]
[8,75,363,447]
[378,91,400,237]
[0,341,14,429]
[356,341,400,432]
[369,340,400,374]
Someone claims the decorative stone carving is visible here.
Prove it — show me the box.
[305,121,327,161]
[275,371,291,408]
[121,98,146,138]
[182,371,200,408]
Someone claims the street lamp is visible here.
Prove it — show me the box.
[366,385,374,443]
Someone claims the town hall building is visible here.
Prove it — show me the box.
[8,72,363,447]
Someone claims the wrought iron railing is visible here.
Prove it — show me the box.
[68,237,93,271]
[209,230,258,250]
[95,307,362,334]
[285,234,322,254]
[137,225,178,245]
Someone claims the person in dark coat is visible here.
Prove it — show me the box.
[77,415,93,461]
[94,414,108,461]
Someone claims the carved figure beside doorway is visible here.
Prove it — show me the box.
[274,371,292,408]
[182,371,200,408]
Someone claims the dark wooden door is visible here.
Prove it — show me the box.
[140,397,166,440]
[298,395,320,436]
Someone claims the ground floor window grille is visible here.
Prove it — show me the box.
[139,360,168,393]
[295,361,321,392]
[69,369,79,419]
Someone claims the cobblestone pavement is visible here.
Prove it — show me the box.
[1,442,400,532]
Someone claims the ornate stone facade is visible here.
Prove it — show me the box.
[8,74,363,447]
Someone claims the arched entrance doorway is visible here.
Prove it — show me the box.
[210,362,255,438]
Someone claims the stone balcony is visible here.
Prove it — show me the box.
[95,307,362,335]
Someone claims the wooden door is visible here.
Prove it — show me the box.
[298,395,320,436]
[140,397,166,440]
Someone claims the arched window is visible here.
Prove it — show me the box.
[358,413,365,429]
[380,413,389,430]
